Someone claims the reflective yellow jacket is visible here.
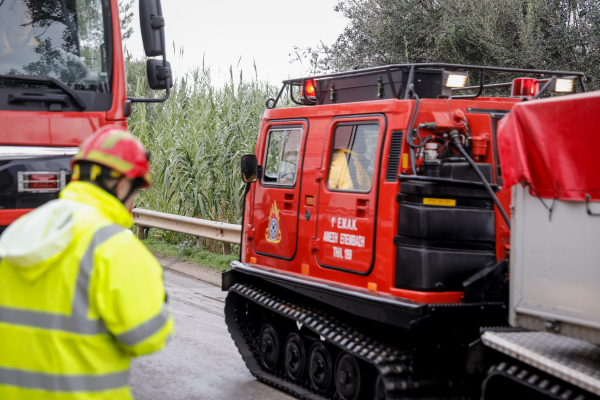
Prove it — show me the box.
[328,149,372,191]
[0,181,173,399]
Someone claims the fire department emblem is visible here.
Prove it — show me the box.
[265,201,282,243]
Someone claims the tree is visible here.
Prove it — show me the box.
[299,0,600,89]
[119,0,134,41]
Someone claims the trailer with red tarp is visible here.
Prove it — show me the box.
[479,90,600,400]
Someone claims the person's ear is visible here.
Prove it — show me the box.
[115,177,131,202]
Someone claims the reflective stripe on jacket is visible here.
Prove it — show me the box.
[0,181,173,399]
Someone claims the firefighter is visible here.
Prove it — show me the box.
[0,0,39,56]
[0,0,87,79]
[0,126,173,399]
[328,133,372,191]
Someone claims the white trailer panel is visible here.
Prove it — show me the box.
[510,184,600,344]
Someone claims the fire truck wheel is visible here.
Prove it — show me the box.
[259,324,280,371]
[284,333,306,381]
[373,373,385,400]
[335,353,361,400]
[308,342,333,392]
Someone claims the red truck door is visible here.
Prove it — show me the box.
[315,115,386,274]
[252,121,307,259]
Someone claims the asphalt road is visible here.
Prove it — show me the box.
[130,269,293,400]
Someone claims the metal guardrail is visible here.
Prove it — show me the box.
[132,208,242,255]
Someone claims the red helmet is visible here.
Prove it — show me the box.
[71,125,151,187]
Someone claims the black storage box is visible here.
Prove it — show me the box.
[398,202,495,243]
[315,69,443,105]
[395,163,497,292]
[394,240,497,291]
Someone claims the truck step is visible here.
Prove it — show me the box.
[482,331,600,397]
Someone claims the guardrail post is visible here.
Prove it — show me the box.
[196,237,203,249]
[137,226,145,240]
[223,242,231,255]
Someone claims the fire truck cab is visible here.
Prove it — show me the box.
[0,0,171,231]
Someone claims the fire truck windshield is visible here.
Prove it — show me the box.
[0,0,112,92]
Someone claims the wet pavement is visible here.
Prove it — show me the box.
[130,269,293,400]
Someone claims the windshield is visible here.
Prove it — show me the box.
[0,0,112,92]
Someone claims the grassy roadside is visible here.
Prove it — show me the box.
[126,56,295,254]
[142,238,237,271]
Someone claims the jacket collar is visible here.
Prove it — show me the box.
[59,181,134,228]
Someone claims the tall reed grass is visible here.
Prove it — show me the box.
[125,56,291,253]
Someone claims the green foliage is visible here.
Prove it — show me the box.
[142,238,237,271]
[298,0,600,89]
[118,0,134,41]
[126,56,291,253]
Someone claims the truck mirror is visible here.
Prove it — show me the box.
[139,0,165,57]
[128,0,171,103]
[147,59,173,90]
[241,155,258,183]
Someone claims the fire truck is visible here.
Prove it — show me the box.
[0,0,171,232]
[222,64,600,399]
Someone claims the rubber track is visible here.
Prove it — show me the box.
[225,283,454,400]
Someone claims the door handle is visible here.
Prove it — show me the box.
[283,194,294,210]
[356,199,369,217]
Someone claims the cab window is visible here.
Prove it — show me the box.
[263,128,303,186]
[327,124,379,192]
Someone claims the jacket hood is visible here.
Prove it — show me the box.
[0,181,133,281]
[0,199,92,281]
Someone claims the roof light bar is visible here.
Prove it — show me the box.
[551,78,574,93]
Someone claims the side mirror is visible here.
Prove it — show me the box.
[139,0,164,57]
[147,59,173,90]
[128,0,171,103]
[241,154,258,183]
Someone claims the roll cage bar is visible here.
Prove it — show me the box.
[265,63,587,109]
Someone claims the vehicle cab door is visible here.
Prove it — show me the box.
[316,116,386,274]
[252,121,307,260]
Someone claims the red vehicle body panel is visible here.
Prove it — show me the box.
[242,97,517,304]
[252,120,309,260]
[314,115,386,275]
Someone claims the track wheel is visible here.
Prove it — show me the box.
[335,353,362,400]
[284,333,306,381]
[308,342,333,391]
[259,324,280,370]
[373,373,385,400]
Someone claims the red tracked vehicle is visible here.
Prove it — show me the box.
[0,0,171,232]
[222,64,589,399]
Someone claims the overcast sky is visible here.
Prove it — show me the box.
[125,0,349,85]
